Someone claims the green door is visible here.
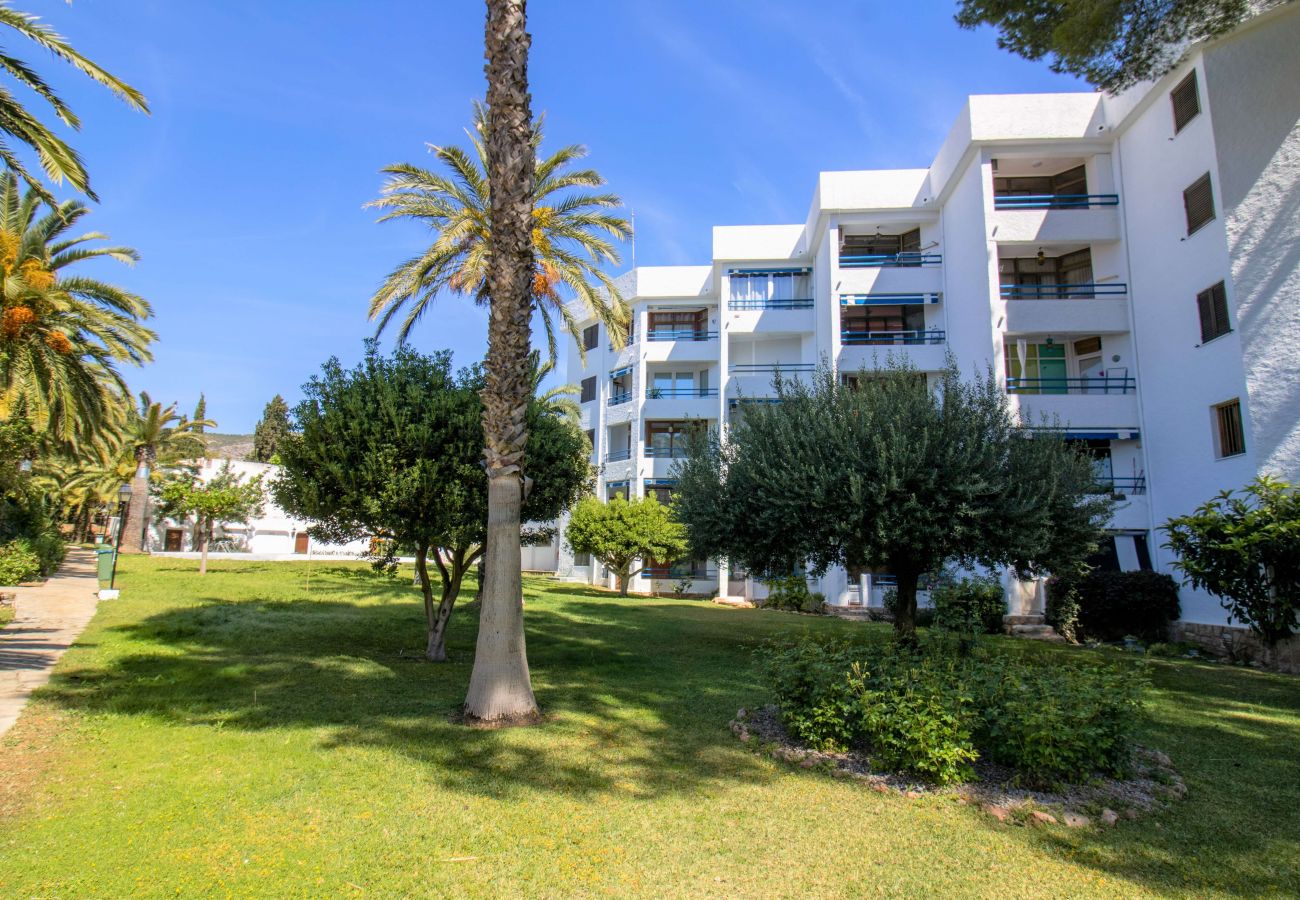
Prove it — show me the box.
[1038,344,1067,394]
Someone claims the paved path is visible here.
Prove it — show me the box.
[0,548,101,737]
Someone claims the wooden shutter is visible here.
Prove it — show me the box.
[580,376,596,403]
[1184,173,1215,234]
[582,324,599,351]
[1216,399,1244,457]
[1171,70,1200,134]
[1196,281,1231,342]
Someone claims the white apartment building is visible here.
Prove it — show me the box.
[557,7,1300,629]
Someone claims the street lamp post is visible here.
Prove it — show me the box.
[110,482,131,590]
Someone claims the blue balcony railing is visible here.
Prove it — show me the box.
[605,448,632,462]
[994,193,1119,210]
[729,363,816,375]
[1007,376,1136,395]
[647,330,717,342]
[1092,475,1147,495]
[728,298,814,311]
[1000,283,1127,300]
[839,252,942,269]
[841,329,946,346]
[607,391,632,406]
[644,446,689,459]
[642,565,717,580]
[841,292,941,306]
[645,388,719,399]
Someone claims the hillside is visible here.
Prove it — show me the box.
[202,433,255,460]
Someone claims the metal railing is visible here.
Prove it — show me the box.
[839,252,942,269]
[994,193,1119,210]
[840,292,941,306]
[645,388,719,399]
[607,391,632,406]
[728,298,814,311]
[1093,475,1147,495]
[605,448,632,462]
[642,566,717,579]
[646,329,717,342]
[1000,283,1127,300]
[841,329,946,346]
[729,363,817,375]
[644,446,689,459]
[1007,376,1136,395]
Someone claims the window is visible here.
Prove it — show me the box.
[840,228,920,264]
[994,165,1087,200]
[1196,281,1231,343]
[1171,70,1200,134]
[573,551,592,567]
[1214,399,1245,458]
[647,309,708,339]
[729,271,812,305]
[645,421,700,458]
[841,304,925,343]
[1184,173,1215,235]
[580,376,596,404]
[585,428,596,453]
[582,324,599,351]
[1000,249,1095,298]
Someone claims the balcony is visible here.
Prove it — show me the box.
[993,194,1118,210]
[607,391,632,406]
[1093,475,1147,495]
[839,252,942,269]
[647,329,717,342]
[644,446,688,459]
[606,448,632,462]
[645,388,719,399]
[642,565,717,580]
[729,363,815,376]
[728,298,813,311]
[841,329,946,346]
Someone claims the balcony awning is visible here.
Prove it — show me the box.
[643,478,677,488]
[609,365,632,379]
[727,267,811,275]
[1035,428,1141,441]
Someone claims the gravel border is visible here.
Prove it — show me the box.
[732,705,1187,828]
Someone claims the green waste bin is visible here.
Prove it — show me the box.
[96,546,116,588]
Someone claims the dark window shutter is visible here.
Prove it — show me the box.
[1196,281,1231,342]
[1216,399,1245,457]
[580,376,596,403]
[1183,173,1215,235]
[582,324,599,351]
[1171,70,1201,134]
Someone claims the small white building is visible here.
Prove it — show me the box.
[146,458,371,559]
[556,7,1300,629]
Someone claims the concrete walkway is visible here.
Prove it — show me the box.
[0,548,101,737]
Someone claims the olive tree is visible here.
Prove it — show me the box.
[156,462,266,575]
[565,494,688,595]
[275,342,591,661]
[673,360,1113,640]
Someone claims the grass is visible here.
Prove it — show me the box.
[0,604,11,628]
[1,557,1298,897]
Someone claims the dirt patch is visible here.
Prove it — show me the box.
[733,705,1187,827]
[0,705,75,822]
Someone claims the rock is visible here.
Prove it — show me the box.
[904,790,922,800]
[1168,781,1188,799]
[738,730,751,743]
[1100,809,1120,826]
[1031,811,1058,826]
[982,804,1010,822]
[736,708,748,720]
[799,756,819,768]
[850,772,872,781]
[1148,749,1172,767]
[871,783,890,794]
[955,797,968,806]
[1062,812,1091,828]
[831,767,851,778]
[1124,808,1140,820]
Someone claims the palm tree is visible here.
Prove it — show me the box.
[367,103,631,363]
[0,2,148,203]
[117,393,212,553]
[529,351,580,426]
[0,172,156,442]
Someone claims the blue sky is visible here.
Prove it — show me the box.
[34,0,1082,432]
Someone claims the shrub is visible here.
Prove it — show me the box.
[762,575,825,614]
[755,638,1147,785]
[932,576,1005,635]
[1045,576,1081,642]
[30,531,65,575]
[1057,570,1181,643]
[0,540,43,585]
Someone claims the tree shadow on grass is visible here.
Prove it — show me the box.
[39,593,780,803]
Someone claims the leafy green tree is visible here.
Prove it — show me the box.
[954,0,1288,92]
[0,3,148,203]
[274,342,591,661]
[0,172,156,443]
[674,360,1113,641]
[252,395,291,463]
[565,494,688,596]
[157,462,265,575]
[1163,476,1300,647]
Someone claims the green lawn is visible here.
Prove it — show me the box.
[1,557,1298,897]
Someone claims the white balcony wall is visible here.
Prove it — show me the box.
[988,206,1121,244]
[1002,298,1130,335]
[1011,393,1140,430]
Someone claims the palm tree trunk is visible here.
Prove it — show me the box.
[464,0,540,726]
[198,518,210,576]
[119,452,151,553]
